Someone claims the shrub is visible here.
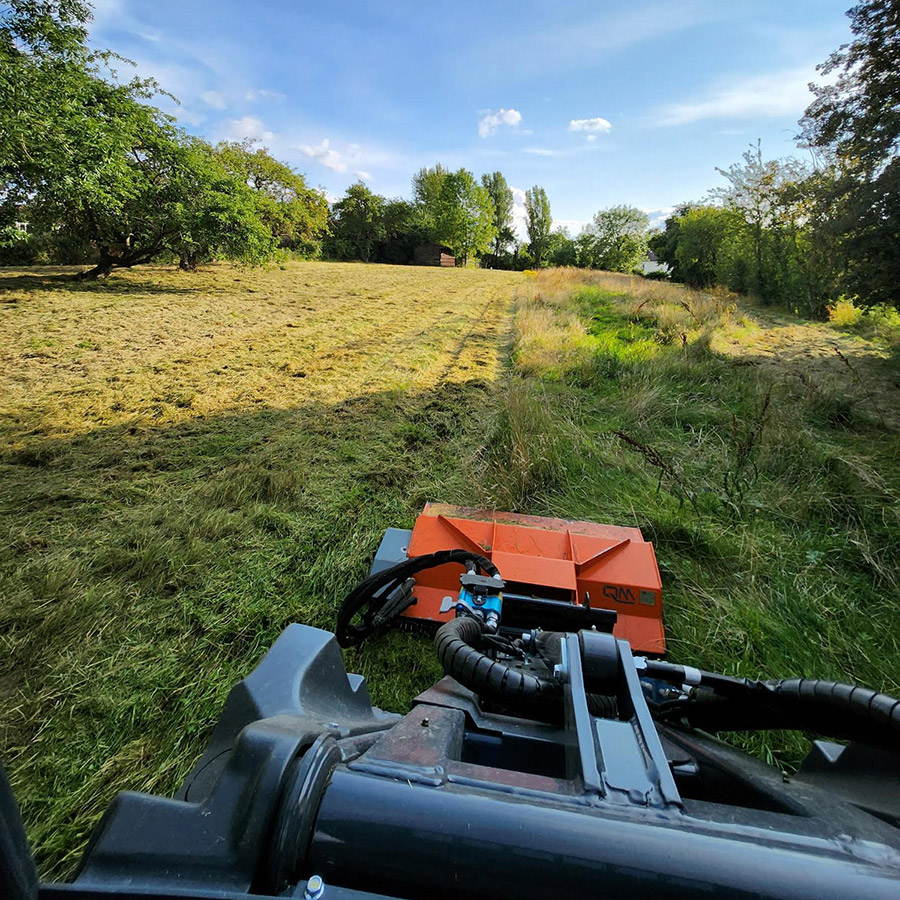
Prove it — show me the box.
[827,296,864,326]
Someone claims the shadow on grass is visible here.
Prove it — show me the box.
[0,376,497,880]
[0,267,220,296]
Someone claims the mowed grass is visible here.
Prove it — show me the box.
[482,268,900,767]
[0,261,520,878]
[3,261,900,879]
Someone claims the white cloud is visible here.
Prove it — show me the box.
[478,108,522,138]
[354,170,372,180]
[200,90,227,110]
[246,89,287,103]
[510,186,528,238]
[522,147,562,157]
[656,66,815,126]
[640,206,676,228]
[225,116,274,141]
[297,138,348,172]
[569,117,612,134]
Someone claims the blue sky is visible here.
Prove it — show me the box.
[89,0,853,234]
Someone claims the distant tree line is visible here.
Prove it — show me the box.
[0,2,659,278]
[650,0,899,314]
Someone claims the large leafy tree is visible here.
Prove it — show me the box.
[411,163,449,236]
[800,0,900,307]
[671,206,735,288]
[2,1,284,276]
[217,141,328,258]
[524,186,551,266]
[433,169,495,264]
[21,76,274,277]
[709,142,809,298]
[481,171,515,255]
[326,181,386,262]
[579,205,649,272]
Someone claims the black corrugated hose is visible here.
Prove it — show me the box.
[434,616,562,713]
[648,662,900,749]
[336,549,499,647]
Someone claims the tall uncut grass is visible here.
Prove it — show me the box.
[479,267,900,769]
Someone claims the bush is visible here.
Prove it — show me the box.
[868,304,900,344]
[827,296,864,326]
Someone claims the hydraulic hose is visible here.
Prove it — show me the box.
[653,672,900,749]
[336,549,499,647]
[434,616,562,713]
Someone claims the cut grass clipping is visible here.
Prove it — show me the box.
[2,261,899,877]
[0,261,518,878]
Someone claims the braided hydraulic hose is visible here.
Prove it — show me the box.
[336,549,499,647]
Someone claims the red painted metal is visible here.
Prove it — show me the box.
[402,503,665,654]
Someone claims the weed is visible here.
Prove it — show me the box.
[613,430,700,513]
[833,347,888,428]
[722,387,771,515]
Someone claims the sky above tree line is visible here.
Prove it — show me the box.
[88,0,853,235]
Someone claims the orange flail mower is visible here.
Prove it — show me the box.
[372,502,665,655]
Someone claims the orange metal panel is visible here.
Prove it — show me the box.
[402,504,666,655]
[490,551,577,592]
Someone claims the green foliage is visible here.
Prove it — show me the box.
[578,205,649,272]
[673,206,735,287]
[217,141,328,258]
[325,181,386,262]
[799,0,900,309]
[524,185,551,266]
[410,163,449,236]
[432,168,495,264]
[481,171,515,256]
[1,1,325,276]
[547,227,577,266]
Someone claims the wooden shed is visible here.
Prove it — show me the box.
[414,241,455,267]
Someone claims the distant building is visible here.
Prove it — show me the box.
[640,250,669,275]
[13,221,29,233]
[414,241,455,267]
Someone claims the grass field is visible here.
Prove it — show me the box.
[0,261,519,877]
[2,261,899,879]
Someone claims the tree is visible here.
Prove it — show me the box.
[800,0,900,307]
[1,0,92,177]
[217,141,328,258]
[326,182,386,262]
[378,198,422,264]
[481,171,515,256]
[580,205,649,272]
[672,206,735,287]
[411,163,449,236]
[2,1,280,276]
[547,227,576,267]
[647,203,695,279]
[524,186,551,266]
[433,169,495,264]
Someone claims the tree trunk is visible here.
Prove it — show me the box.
[79,249,116,280]
[179,250,200,272]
